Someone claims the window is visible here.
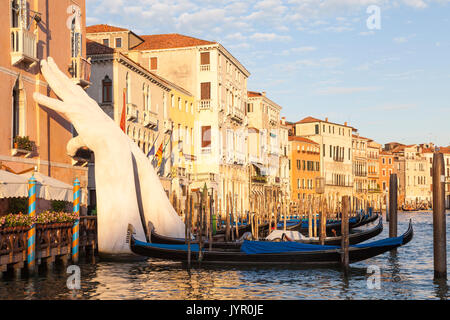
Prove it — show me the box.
[200,52,210,65]
[150,57,157,70]
[201,82,211,100]
[201,126,211,148]
[115,37,122,48]
[102,38,109,47]
[315,124,319,134]
[102,76,112,103]
[323,144,325,156]
[12,82,20,139]
[171,94,174,108]
[388,158,392,165]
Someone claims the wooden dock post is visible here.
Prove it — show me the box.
[187,194,192,268]
[198,192,204,262]
[225,193,230,242]
[319,198,327,245]
[341,196,350,274]
[432,152,447,280]
[208,192,213,251]
[308,198,313,238]
[389,174,398,238]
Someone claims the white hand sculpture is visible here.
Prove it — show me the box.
[33,57,185,257]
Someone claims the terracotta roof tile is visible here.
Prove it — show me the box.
[248,91,262,97]
[87,24,129,33]
[86,39,115,55]
[295,116,322,124]
[132,34,216,50]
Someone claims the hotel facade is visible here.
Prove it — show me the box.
[0,0,89,214]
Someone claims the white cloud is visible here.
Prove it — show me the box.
[250,32,292,42]
[315,86,380,95]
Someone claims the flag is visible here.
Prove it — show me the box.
[147,145,155,157]
[120,89,126,132]
[155,142,164,167]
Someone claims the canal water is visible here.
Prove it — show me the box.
[0,211,448,300]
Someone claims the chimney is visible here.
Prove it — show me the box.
[325,117,328,122]
[344,122,348,126]
[262,91,266,96]
[281,116,286,125]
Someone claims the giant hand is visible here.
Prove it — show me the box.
[33,58,185,257]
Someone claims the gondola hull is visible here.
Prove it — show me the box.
[131,220,413,266]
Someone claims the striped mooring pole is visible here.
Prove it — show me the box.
[71,178,81,264]
[26,175,37,274]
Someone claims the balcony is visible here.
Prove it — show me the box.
[252,175,267,184]
[200,64,210,71]
[164,119,172,134]
[143,110,158,129]
[198,99,211,111]
[234,151,246,165]
[69,56,91,88]
[11,136,35,158]
[230,107,244,123]
[10,27,38,67]
[126,104,138,121]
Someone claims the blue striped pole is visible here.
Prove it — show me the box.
[26,175,37,274]
[71,178,80,264]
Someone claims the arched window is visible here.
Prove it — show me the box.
[102,75,112,103]
[12,78,25,143]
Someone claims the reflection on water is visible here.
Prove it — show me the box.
[0,211,448,300]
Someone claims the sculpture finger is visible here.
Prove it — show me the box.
[67,136,87,157]
[47,57,92,101]
[40,59,75,102]
[33,92,73,116]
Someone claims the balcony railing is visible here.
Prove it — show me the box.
[198,99,211,111]
[231,107,244,122]
[70,56,91,88]
[143,110,158,129]
[10,27,38,66]
[127,103,138,121]
[200,64,210,71]
[234,151,246,165]
[252,176,267,184]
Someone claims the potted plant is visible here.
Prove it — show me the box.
[13,136,33,151]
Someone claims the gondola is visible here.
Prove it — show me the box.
[149,216,383,248]
[131,219,412,266]
[352,212,379,228]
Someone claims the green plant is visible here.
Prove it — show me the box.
[51,200,68,212]
[13,136,33,151]
[9,197,28,214]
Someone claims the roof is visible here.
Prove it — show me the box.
[352,134,370,140]
[288,136,319,145]
[295,116,355,129]
[132,34,216,51]
[248,91,263,97]
[87,24,129,33]
[86,39,115,55]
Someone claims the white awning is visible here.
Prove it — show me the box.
[0,170,29,198]
[20,172,74,202]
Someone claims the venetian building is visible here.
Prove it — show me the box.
[247,91,282,215]
[279,117,291,211]
[0,0,90,214]
[85,39,173,195]
[293,117,354,203]
[421,143,449,209]
[288,136,320,202]
[367,140,382,208]
[352,133,368,209]
[388,143,430,208]
[378,150,395,208]
[123,33,251,219]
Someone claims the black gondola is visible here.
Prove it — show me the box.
[149,216,383,248]
[131,219,413,266]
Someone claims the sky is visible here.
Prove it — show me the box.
[85,0,450,147]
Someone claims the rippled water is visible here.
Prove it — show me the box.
[0,211,449,300]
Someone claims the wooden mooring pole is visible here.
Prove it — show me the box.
[187,195,192,268]
[341,196,350,274]
[432,152,447,280]
[389,174,398,238]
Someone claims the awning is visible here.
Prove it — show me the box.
[0,170,29,198]
[251,162,267,176]
[20,172,75,202]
